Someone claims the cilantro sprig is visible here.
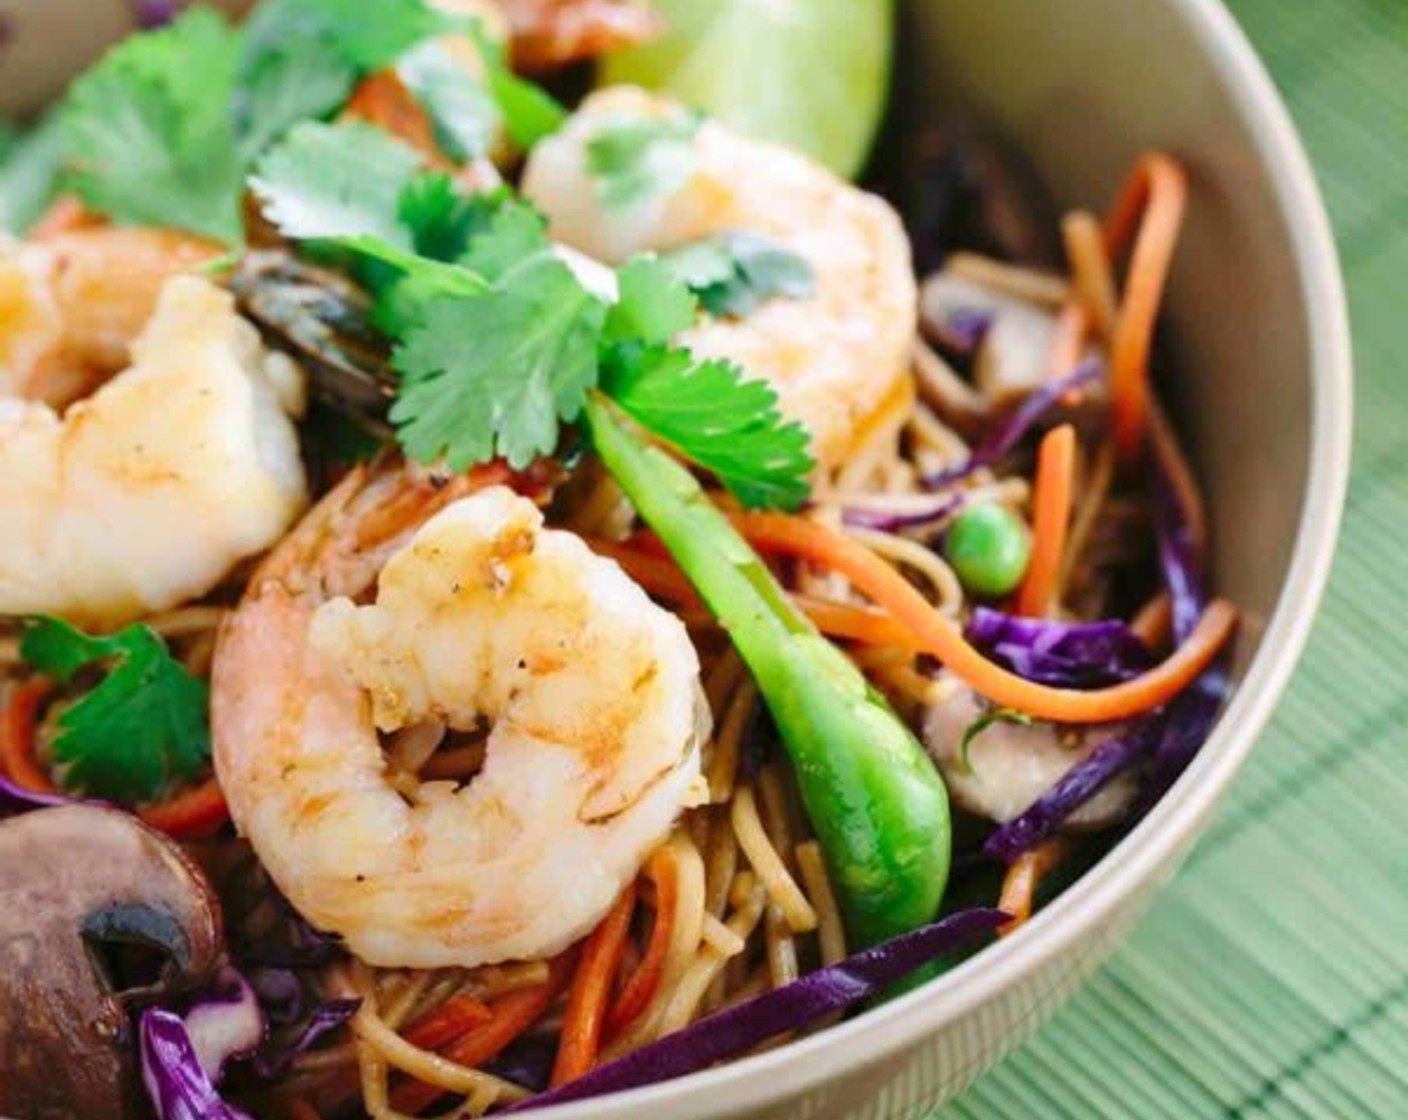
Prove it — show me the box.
[253,116,815,508]
[21,617,211,803]
[55,0,569,246]
[393,217,607,470]
[63,8,246,243]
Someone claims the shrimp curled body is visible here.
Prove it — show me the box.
[0,273,308,628]
[213,475,709,969]
[522,87,918,473]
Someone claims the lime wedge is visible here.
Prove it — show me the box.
[600,0,894,181]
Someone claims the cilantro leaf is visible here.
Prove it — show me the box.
[234,40,355,167]
[398,175,506,260]
[62,7,245,243]
[252,125,512,334]
[396,41,500,162]
[0,112,66,235]
[459,199,552,280]
[464,23,568,149]
[586,113,702,210]
[392,250,607,470]
[297,0,457,70]
[601,343,813,510]
[21,616,210,803]
[661,231,817,318]
[235,0,457,163]
[252,120,425,247]
[605,256,698,345]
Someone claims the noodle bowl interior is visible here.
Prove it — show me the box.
[0,4,1236,1118]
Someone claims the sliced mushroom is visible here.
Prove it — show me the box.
[922,675,1137,828]
[0,805,224,1120]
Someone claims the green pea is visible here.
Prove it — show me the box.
[945,503,1032,597]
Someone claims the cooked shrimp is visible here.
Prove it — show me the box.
[0,227,219,409]
[0,276,308,629]
[521,87,918,474]
[212,471,709,969]
[921,674,1136,827]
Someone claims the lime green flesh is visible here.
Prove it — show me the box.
[601,0,895,180]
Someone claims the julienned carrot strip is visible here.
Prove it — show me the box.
[1061,210,1119,340]
[392,953,576,1115]
[1102,153,1189,462]
[794,595,915,648]
[606,848,676,1034]
[732,512,1237,725]
[1131,592,1174,650]
[1015,425,1077,618]
[551,883,639,1086]
[401,994,494,1052]
[590,538,915,648]
[1,680,57,794]
[139,776,230,839]
[997,837,1072,935]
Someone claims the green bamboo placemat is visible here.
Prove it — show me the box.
[937,1,1408,1116]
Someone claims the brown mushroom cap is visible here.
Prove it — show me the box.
[0,805,224,1120]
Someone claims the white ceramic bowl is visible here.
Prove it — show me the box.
[0,1,1352,1117]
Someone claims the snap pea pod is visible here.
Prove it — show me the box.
[584,394,951,947]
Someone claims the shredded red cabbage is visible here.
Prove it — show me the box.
[983,423,1233,863]
[0,774,71,816]
[183,968,265,1082]
[982,723,1159,863]
[252,998,361,1079]
[922,360,1102,489]
[965,608,1152,687]
[1151,461,1205,645]
[842,494,964,533]
[139,1009,255,1120]
[931,306,994,355]
[486,1038,557,1094]
[506,908,1007,1111]
[1147,442,1229,793]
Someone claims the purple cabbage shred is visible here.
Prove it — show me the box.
[183,968,265,1082]
[139,1009,254,1120]
[931,306,994,355]
[982,723,1160,863]
[0,774,71,816]
[506,909,1007,1111]
[965,608,1152,688]
[841,494,964,534]
[983,414,1233,863]
[923,359,1102,489]
[252,998,361,1080]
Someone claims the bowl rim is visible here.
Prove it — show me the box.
[531,0,1354,1116]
